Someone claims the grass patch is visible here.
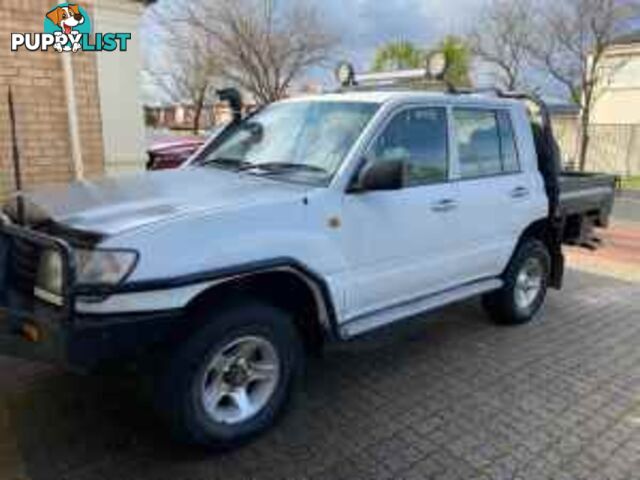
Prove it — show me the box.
[620,176,640,190]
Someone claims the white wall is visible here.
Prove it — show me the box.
[591,44,640,125]
[94,0,146,175]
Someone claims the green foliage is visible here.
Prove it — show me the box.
[371,37,473,89]
[372,41,424,72]
[435,35,472,88]
[570,87,582,106]
[620,176,640,190]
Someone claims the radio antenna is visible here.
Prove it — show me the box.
[7,86,25,224]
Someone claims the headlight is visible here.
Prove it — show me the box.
[0,211,10,226]
[35,249,64,300]
[35,248,138,305]
[75,249,138,287]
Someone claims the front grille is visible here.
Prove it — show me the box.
[10,238,42,295]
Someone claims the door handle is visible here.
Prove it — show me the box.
[510,186,530,199]
[431,198,458,212]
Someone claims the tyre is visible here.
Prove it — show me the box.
[156,300,302,448]
[483,239,550,325]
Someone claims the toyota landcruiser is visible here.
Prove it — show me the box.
[0,86,615,447]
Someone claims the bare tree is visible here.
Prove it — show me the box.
[145,15,222,133]
[469,0,534,90]
[152,0,338,106]
[529,0,640,170]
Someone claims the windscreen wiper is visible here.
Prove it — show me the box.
[240,162,329,175]
[200,157,252,170]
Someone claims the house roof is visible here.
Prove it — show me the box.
[610,30,640,46]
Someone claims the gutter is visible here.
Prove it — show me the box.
[60,0,84,181]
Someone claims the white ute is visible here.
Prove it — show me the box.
[2,88,575,447]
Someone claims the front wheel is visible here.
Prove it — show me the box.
[155,300,302,449]
[483,239,550,325]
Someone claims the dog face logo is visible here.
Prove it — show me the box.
[43,3,91,52]
[46,4,85,35]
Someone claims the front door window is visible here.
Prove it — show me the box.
[370,107,449,186]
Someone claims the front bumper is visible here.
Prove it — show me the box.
[0,299,183,371]
[0,223,183,371]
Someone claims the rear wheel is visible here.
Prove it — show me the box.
[156,300,302,448]
[483,239,550,325]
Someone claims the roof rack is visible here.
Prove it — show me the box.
[334,61,551,123]
[335,61,453,94]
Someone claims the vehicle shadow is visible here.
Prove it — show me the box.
[5,298,537,480]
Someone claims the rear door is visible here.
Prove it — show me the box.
[451,107,537,281]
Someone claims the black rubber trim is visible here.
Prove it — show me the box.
[76,307,184,326]
[108,258,341,340]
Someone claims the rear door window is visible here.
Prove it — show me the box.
[497,111,520,173]
[453,108,520,179]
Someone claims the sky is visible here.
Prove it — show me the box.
[141,0,491,102]
[319,0,486,70]
[141,0,487,65]
[141,0,597,103]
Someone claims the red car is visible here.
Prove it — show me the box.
[146,136,205,170]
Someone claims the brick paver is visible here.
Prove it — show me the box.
[566,223,640,282]
[0,269,639,480]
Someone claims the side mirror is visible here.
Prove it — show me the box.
[354,160,406,192]
[241,121,264,143]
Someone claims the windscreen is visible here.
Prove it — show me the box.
[197,100,380,185]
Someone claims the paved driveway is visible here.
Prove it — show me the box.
[0,269,638,480]
[565,222,640,282]
[613,191,640,224]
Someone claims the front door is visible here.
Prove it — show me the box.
[340,106,462,322]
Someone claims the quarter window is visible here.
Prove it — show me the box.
[370,107,448,186]
[453,109,520,179]
[497,111,520,173]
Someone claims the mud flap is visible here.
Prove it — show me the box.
[550,248,564,290]
[549,218,565,290]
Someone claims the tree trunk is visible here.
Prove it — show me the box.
[506,70,517,91]
[193,87,206,135]
[192,84,210,135]
[193,101,204,135]
[577,109,590,172]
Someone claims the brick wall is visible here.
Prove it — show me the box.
[0,0,105,202]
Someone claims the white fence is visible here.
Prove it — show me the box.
[553,117,640,176]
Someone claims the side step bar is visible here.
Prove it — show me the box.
[340,278,503,338]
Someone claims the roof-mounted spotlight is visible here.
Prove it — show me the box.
[426,52,448,80]
[336,62,356,87]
